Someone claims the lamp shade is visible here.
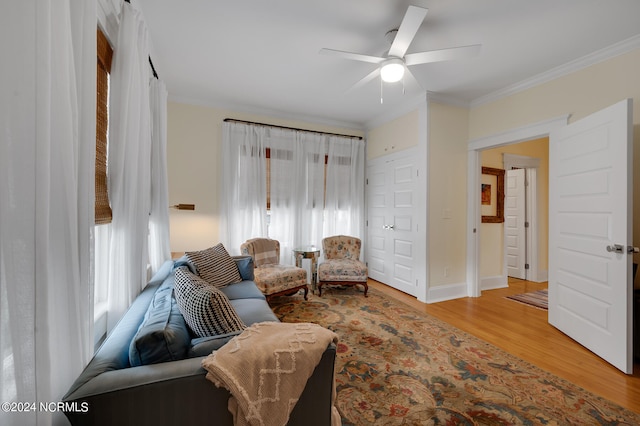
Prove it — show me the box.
[380,58,405,83]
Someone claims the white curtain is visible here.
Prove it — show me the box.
[269,131,325,264]
[148,79,171,273]
[0,1,96,425]
[221,122,365,263]
[106,2,152,332]
[221,122,268,255]
[325,136,366,242]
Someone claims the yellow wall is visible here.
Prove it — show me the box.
[367,110,419,160]
[470,48,640,271]
[428,102,469,286]
[480,138,549,278]
[167,46,640,291]
[166,102,363,252]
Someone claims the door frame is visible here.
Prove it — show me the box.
[466,115,570,297]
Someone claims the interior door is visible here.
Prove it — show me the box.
[506,168,526,279]
[366,152,418,296]
[549,98,633,374]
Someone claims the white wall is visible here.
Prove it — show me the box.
[166,101,363,252]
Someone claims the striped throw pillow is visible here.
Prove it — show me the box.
[185,243,242,288]
[173,267,246,338]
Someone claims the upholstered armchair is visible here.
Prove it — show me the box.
[240,238,309,302]
[318,235,368,297]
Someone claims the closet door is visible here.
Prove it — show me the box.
[366,150,419,296]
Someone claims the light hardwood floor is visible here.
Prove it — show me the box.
[368,277,640,414]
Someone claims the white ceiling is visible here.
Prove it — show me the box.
[138,0,640,129]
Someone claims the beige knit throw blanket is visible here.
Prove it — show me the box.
[201,321,341,426]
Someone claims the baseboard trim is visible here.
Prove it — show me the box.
[426,282,468,304]
[481,275,508,291]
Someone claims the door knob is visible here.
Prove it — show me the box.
[628,246,640,254]
[606,244,624,253]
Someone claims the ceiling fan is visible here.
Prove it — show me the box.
[320,5,481,94]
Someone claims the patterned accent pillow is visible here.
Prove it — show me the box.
[173,267,246,338]
[185,243,242,287]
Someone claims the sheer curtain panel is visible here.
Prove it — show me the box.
[324,136,365,240]
[106,2,152,332]
[148,79,171,273]
[0,1,97,425]
[221,122,268,255]
[269,130,326,263]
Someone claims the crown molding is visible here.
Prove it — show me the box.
[168,94,366,134]
[426,91,470,108]
[470,34,640,108]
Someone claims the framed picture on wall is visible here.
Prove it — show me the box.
[481,167,505,223]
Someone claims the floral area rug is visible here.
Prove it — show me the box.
[270,287,640,425]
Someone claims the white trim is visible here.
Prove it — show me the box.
[426,282,468,303]
[426,91,470,109]
[503,153,540,170]
[467,115,569,297]
[468,115,570,151]
[417,98,429,303]
[471,35,640,108]
[481,275,508,291]
[525,168,539,282]
[169,94,366,133]
[466,150,480,297]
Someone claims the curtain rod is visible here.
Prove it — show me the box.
[223,119,363,140]
[124,0,159,79]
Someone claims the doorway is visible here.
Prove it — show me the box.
[478,143,547,288]
[465,115,569,297]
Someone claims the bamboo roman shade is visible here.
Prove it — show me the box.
[96,28,113,224]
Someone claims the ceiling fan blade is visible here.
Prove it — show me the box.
[388,5,428,58]
[403,68,425,92]
[346,68,381,93]
[319,48,385,64]
[404,44,481,66]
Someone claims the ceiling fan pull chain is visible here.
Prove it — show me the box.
[380,77,384,104]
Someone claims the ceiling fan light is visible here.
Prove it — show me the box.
[380,59,405,83]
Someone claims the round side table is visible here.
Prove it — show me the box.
[292,246,321,292]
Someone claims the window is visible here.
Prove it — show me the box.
[96,27,112,224]
[94,27,113,347]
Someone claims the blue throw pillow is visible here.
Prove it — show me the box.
[129,277,191,366]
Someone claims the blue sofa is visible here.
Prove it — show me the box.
[62,256,336,425]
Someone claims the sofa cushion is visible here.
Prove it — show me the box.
[185,243,242,288]
[229,298,279,325]
[129,276,191,366]
[174,267,246,338]
[220,280,267,301]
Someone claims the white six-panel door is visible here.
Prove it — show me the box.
[549,99,633,374]
[367,152,419,296]
[506,168,526,279]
